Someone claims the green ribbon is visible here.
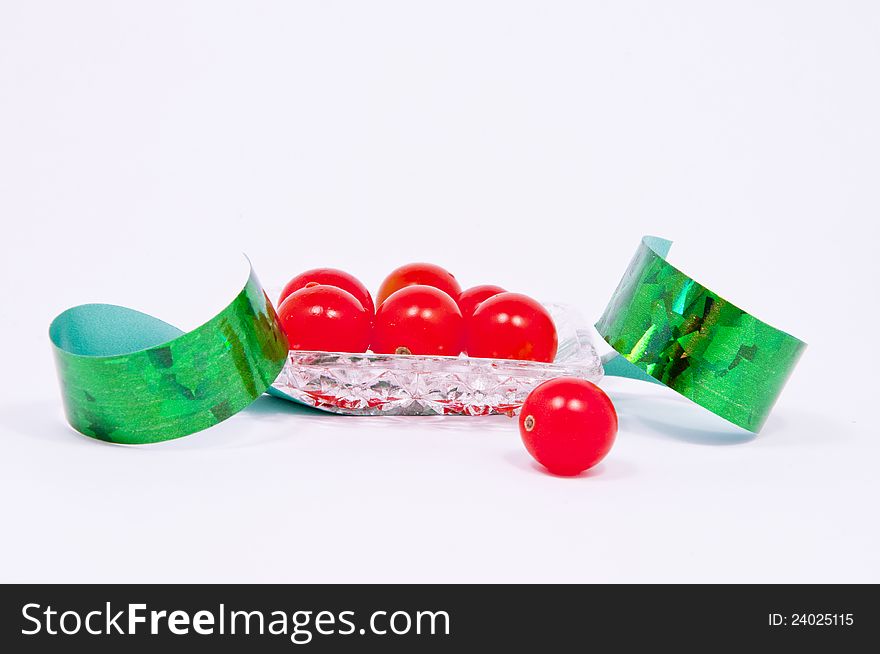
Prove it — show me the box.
[597,236,805,432]
[49,266,288,444]
[49,241,803,442]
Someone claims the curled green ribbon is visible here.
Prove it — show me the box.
[597,237,805,433]
[49,266,288,444]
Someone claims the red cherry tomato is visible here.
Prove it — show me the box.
[519,378,617,476]
[465,292,557,362]
[278,284,372,353]
[372,285,464,356]
[279,268,374,314]
[458,284,506,320]
[376,263,462,307]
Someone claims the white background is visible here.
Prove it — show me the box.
[1,1,877,583]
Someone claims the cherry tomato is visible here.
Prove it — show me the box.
[372,285,464,356]
[279,268,374,314]
[278,284,372,353]
[458,284,506,320]
[465,292,557,362]
[519,378,617,476]
[376,263,461,307]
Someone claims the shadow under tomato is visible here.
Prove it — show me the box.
[503,450,637,480]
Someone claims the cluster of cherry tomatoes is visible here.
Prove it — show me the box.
[276,263,558,362]
[275,264,618,478]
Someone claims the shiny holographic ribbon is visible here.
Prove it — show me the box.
[597,236,805,432]
[50,240,804,442]
[49,266,288,444]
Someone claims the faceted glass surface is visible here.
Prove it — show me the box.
[271,303,603,416]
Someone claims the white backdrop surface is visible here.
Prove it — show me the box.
[0,1,877,582]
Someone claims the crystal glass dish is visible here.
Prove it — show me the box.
[270,304,603,416]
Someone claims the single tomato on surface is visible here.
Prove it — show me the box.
[465,292,557,362]
[457,284,506,320]
[376,263,461,307]
[519,378,617,476]
[277,283,372,353]
[372,285,464,356]
[279,268,374,314]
